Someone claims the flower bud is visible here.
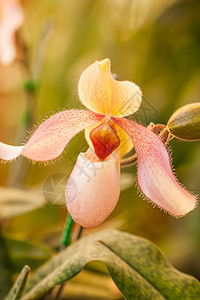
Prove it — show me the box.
[167,102,200,141]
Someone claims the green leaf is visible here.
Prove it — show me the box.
[167,102,200,140]
[4,237,52,273]
[5,265,30,300]
[0,187,45,220]
[22,229,200,300]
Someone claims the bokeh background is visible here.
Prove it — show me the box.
[0,0,200,299]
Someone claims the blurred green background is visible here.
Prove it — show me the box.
[0,0,200,299]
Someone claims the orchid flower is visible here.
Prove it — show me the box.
[0,59,196,227]
[0,0,24,65]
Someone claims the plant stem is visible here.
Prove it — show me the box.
[120,153,137,168]
[76,225,84,240]
[60,213,74,250]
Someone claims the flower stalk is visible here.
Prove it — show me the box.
[60,213,74,250]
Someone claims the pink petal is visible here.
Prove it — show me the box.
[112,117,196,216]
[66,149,120,228]
[0,143,24,160]
[0,110,104,161]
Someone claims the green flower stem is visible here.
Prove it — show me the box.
[60,214,74,250]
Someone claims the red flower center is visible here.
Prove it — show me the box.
[90,121,120,161]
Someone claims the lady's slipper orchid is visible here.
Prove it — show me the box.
[0,0,24,65]
[0,59,196,228]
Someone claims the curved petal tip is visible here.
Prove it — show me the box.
[113,117,197,216]
[0,143,24,160]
